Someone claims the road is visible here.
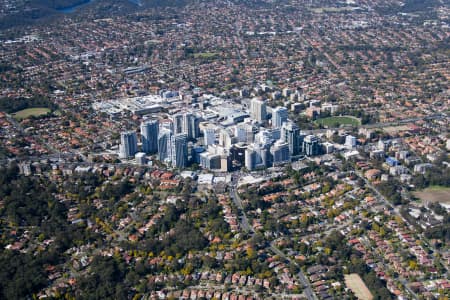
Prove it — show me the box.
[354,170,399,215]
[359,237,419,300]
[5,112,63,154]
[229,172,317,300]
[269,242,318,300]
[353,169,450,299]
[229,185,252,233]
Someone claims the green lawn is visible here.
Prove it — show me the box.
[193,52,219,59]
[316,116,361,127]
[426,185,450,191]
[12,107,51,120]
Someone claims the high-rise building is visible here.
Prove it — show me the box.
[219,129,232,149]
[237,123,255,144]
[235,125,247,143]
[245,144,269,171]
[245,147,256,171]
[322,142,334,154]
[269,128,281,140]
[183,113,200,139]
[119,131,138,159]
[272,106,288,128]
[204,128,216,146]
[281,122,302,156]
[230,144,246,167]
[345,135,356,149]
[171,134,188,168]
[141,120,159,154]
[158,129,172,162]
[200,152,221,170]
[270,140,290,165]
[254,130,273,147]
[172,114,184,135]
[135,152,147,165]
[172,113,200,140]
[303,135,321,156]
[250,98,267,122]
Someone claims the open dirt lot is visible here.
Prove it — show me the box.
[344,273,373,300]
[414,186,450,204]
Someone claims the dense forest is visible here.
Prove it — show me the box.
[0,164,103,298]
[0,164,233,298]
[0,0,272,29]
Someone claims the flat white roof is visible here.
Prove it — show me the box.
[198,173,214,185]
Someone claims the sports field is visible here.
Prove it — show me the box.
[194,52,219,59]
[12,107,51,120]
[413,186,450,204]
[316,116,361,127]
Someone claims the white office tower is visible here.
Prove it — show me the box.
[119,131,138,159]
[345,135,357,149]
[250,98,267,122]
[237,123,255,144]
[171,134,188,168]
[272,106,288,128]
[141,120,159,154]
[245,147,256,171]
[245,144,269,171]
[158,129,172,163]
[323,142,334,154]
[235,125,247,143]
[281,122,302,156]
[135,152,147,165]
[204,128,216,146]
[254,130,273,147]
[219,129,233,149]
[271,140,291,165]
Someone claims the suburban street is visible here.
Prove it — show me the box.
[229,172,318,300]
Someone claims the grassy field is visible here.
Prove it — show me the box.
[194,52,219,59]
[316,116,361,127]
[344,274,373,300]
[414,186,450,203]
[12,107,51,120]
